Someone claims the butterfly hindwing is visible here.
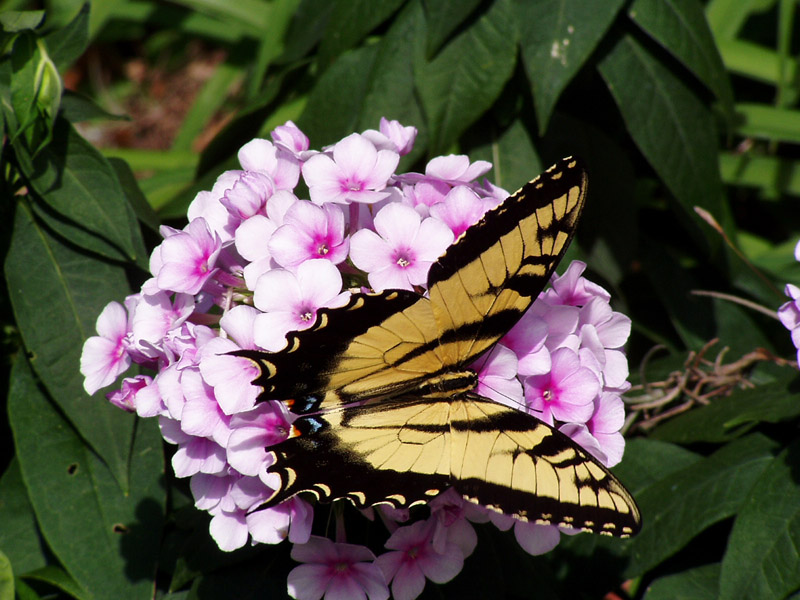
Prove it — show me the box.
[263,397,453,508]
[261,395,640,537]
[449,397,639,536]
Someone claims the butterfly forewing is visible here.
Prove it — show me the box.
[426,156,587,366]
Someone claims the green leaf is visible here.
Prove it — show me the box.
[18,117,140,262]
[21,566,88,600]
[641,237,715,349]
[628,0,734,115]
[465,118,542,192]
[317,0,405,67]
[651,374,800,444]
[735,103,800,145]
[299,45,379,146]
[0,550,12,600]
[515,0,624,134]
[42,3,89,71]
[598,34,727,233]
[11,577,39,600]
[169,0,274,35]
[422,0,482,56]
[9,356,165,600]
[27,197,139,268]
[0,10,44,33]
[280,0,334,63]
[415,0,518,155]
[718,441,800,600]
[705,0,761,39]
[626,433,779,577]
[8,32,39,143]
[108,157,161,234]
[612,438,701,492]
[719,152,800,201]
[59,90,128,123]
[355,0,427,160]
[5,202,134,488]
[644,563,721,600]
[712,295,775,356]
[0,460,47,575]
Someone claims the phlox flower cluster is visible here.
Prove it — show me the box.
[80,118,632,600]
[778,240,800,365]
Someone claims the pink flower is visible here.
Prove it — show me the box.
[487,511,562,555]
[578,297,632,389]
[362,118,417,156]
[220,171,275,219]
[252,259,351,351]
[106,375,165,417]
[179,369,231,446]
[80,301,131,394]
[199,336,261,415]
[472,344,523,407]
[269,201,350,268]
[105,374,150,412]
[401,180,450,216]
[288,536,389,600]
[226,402,290,476]
[375,520,463,600]
[424,154,491,183]
[171,436,227,477]
[248,496,314,545]
[156,218,222,295]
[568,392,626,467]
[543,261,610,306]
[271,120,311,159]
[123,290,194,362]
[238,138,301,190]
[779,243,800,363]
[349,203,454,291]
[187,170,242,244]
[429,185,488,238]
[427,490,478,557]
[303,133,399,205]
[210,509,249,551]
[513,522,561,555]
[502,310,551,376]
[523,347,599,425]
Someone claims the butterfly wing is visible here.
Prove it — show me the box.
[234,157,587,411]
[261,396,453,509]
[427,156,587,364]
[450,396,640,537]
[257,395,640,537]
[234,290,445,410]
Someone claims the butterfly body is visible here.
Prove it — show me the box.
[235,157,642,537]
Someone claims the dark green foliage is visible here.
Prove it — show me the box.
[1,1,799,598]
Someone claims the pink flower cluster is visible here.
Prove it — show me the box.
[80,118,632,600]
[778,240,800,364]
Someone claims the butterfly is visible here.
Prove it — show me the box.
[234,156,641,537]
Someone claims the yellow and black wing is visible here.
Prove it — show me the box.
[235,157,641,536]
[234,157,587,411]
[260,396,640,537]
